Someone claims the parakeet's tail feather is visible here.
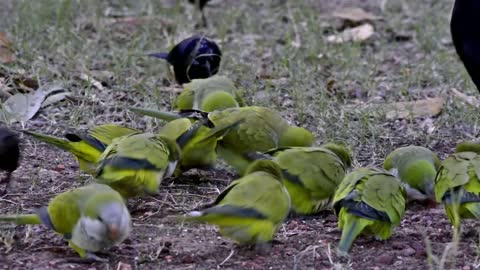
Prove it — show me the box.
[185,205,267,223]
[0,214,42,225]
[196,119,245,144]
[129,107,181,122]
[23,130,72,152]
[338,216,369,254]
[148,52,169,59]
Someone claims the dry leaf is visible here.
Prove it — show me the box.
[326,23,374,44]
[332,7,381,22]
[343,97,444,119]
[0,32,16,64]
[160,86,183,93]
[79,73,105,90]
[385,98,444,119]
[1,82,67,123]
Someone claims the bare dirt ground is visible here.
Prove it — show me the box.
[0,0,480,269]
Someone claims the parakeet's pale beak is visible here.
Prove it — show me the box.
[107,224,120,240]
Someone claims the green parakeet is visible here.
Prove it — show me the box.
[23,124,139,174]
[182,160,291,246]
[434,142,480,229]
[157,118,241,175]
[333,168,406,255]
[177,75,244,112]
[129,106,315,175]
[95,133,181,198]
[383,145,441,201]
[247,143,352,215]
[0,184,131,260]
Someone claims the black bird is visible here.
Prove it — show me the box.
[0,127,20,195]
[188,0,211,27]
[451,0,480,93]
[149,35,222,85]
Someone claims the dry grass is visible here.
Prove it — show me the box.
[0,0,479,269]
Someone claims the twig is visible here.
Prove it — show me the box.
[286,2,301,48]
[218,249,235,266]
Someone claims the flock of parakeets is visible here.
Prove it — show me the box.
[0,0,479,263]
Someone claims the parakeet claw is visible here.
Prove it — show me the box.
[85,252,109,263]
[63,253,109,264]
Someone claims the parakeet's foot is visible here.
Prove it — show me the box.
[336,248,350,258]
[63,253,109,264]
[254,242,272,254]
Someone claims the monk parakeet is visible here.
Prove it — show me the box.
[157,118,241,175]
[333,168,406,255]
[0,127,20,195]
[247,143,352,215]
[434,141,480,229]
[95,133,181,198]
[384,145,441,202]
[23,124,139,175]
[148,35,221,85]
[0,184,131,261]
[129,106,315,175]
[451,0,480,92]
[177,75,244,112]
[182,160,291,246]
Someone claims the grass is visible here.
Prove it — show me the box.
[0,0,480,269]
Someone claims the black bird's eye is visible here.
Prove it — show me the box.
[97,216,103,222]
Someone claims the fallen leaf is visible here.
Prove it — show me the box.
[343,97,444,119]
[332,7,381,22]
[79,73,105,90]
[41,91,71,108]
[159,86,183,93]
[1,82,67,123]
[0,32,15,64]
[326,23,374,44]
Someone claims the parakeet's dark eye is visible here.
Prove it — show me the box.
[97,216,103,222]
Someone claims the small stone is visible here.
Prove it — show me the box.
[402,247,416,257]
[375,254,394,265]
[411,242,426,258]
[181,254,194,264]
[391,241,405,250]
[462,266,471,270]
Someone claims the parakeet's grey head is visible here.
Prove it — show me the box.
[73,202,131,252]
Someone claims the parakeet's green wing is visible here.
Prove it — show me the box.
[214,172,290,223]
[276,148,345,196]
[362,173,406,225]
[88,124,140,145]
[435,152,476,201]
[102,133,171,171]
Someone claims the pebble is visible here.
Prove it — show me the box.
[375,254,394,265]
[411,242,426,258]
[391,241,405,250]
[402,247,416,257]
